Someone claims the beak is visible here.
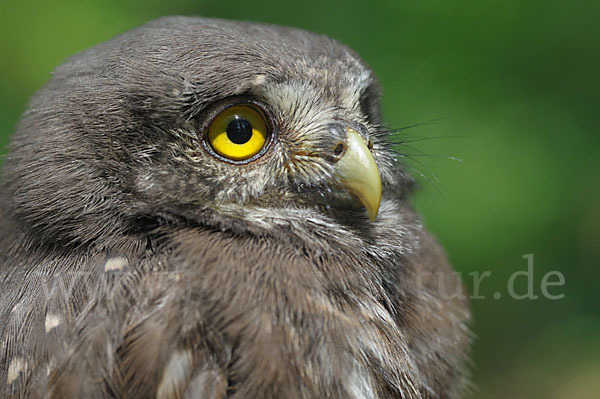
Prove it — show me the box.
[334,129,382,221]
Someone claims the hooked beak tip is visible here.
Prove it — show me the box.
[334,129,382,221]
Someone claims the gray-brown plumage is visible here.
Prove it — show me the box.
[0,16,470,399]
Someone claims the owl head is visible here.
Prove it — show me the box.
[2,17,412,247]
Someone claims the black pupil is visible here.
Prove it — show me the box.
[226,118,253,144]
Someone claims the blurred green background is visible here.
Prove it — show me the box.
[1,0,598,397]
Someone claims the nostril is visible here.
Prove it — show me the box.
[333,143,345,156]
[367,139,374,150]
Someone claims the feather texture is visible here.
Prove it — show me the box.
[0,16,470,398]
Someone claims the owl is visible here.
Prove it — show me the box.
[0,17,470,399]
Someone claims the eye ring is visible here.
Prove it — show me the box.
[200,97,276,165]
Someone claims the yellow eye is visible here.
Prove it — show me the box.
[207,104,270,161]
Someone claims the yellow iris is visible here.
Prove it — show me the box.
[207,105,269,161]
